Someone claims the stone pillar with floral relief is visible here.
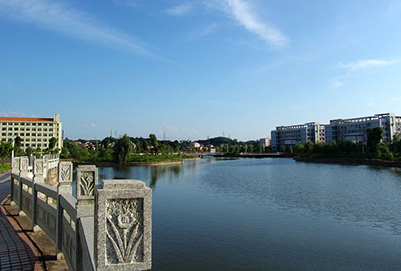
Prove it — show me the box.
[76,165,98,218]
[94,179,152,271]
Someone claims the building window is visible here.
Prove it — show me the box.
[37,144,41,147]
[2,133,5,136]
[38,133,42,136]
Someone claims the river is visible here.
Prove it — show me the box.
[98,157,401,271]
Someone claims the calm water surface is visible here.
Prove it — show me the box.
[98,158,401,271]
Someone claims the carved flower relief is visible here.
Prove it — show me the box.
[79,172,95,196]
[60,166,71,182]
[106,199,144,264]
[12,158,20,169]
[118,212,137,229]
[21,159,28,170]
[34,161,44,174]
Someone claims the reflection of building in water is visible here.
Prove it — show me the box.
[271,113,401,151]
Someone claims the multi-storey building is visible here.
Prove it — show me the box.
[325,113,401,144]
[271,122,325,151]
[0,113,62,152]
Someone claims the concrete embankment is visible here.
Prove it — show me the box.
[293,157,401,168]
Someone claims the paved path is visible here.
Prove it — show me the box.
[0,172,38,270]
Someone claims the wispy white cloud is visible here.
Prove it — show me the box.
[330,59,396,90]
[331,80,344,89]
[166,3,193,16]
[206,0,288,48]
[186,23,217,40]
[366,98,376,107]
[0,110,26,117]
[0,0,155,57]
[340,59,394,71]
[113,0,140,8]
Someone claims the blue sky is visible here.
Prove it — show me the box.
[1,0,400,141]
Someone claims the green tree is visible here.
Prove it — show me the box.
[247,144,254,153]
[113,134,133,164]
[149,134,159,155]
[25,147,34,157]
[134,138,142,154]
[141,140,149,154]
[49,137,57,150]
[377,143,393,160]
[60,147,70,158]
[367,127,383,155]
[254,144,263,153]
[14,136,22,156]
[0,141,13,161]
[294,142,304,155]
[173,140,180,153]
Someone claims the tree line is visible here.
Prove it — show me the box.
[61,134,188,164]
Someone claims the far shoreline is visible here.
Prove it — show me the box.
[71,158,200,167]
[293,156,401,168]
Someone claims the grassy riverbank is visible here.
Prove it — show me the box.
[0,163,11,173]
[293,156,401,168]
[71,154,198,166]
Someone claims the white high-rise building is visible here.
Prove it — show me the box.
[325,113,401,144]
[0,113,63,152]
[271,122,325,151]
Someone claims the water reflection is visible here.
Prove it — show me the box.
[75,158,401,271]
[149,165,182,189]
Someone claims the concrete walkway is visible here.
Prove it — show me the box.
[0,172,39,270]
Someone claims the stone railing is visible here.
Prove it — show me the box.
[10,157,152,271]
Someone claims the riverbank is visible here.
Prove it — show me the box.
[213,153,287,158]
[293,156,401,167]
[73,158,200,167]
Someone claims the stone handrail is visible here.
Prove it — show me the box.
[10,156,152,271]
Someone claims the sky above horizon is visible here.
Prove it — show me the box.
[1,0,400,141]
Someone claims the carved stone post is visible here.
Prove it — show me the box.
[33,158,45,184]
[18,157,29,215]
[11,157,20,174]
[58,161,73,195]
[94,179,152,271]
[56,161,73,259]
[10,157,20,204]
[32,158,45,231]
[76,165,98,218]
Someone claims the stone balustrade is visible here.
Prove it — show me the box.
[10,156,152,271]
